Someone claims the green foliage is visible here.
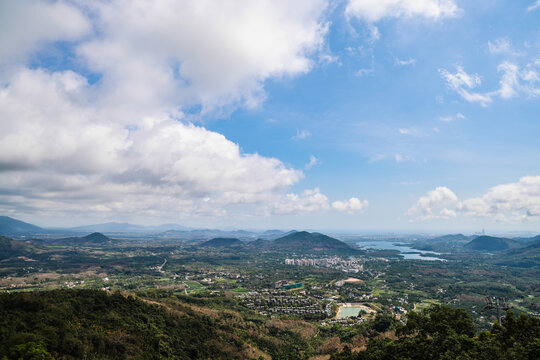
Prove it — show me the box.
[0,289,251,359]
[330,305,540,360]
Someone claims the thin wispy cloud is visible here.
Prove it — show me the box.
[292,129,311,140]
[527,0,540,12]
[304,155,320,170]
[439,113,466,122]
[394,57,416,66]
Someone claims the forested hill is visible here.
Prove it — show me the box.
[271,231,355,251]
[0,290,539,359]
[0,289,264,359]
[465,235,521,252]
[330,304,540,360]
[200,237,243,247]
[0,235,28,259]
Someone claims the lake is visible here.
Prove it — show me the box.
[356,241,445,261]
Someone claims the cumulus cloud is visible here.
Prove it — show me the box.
[345,0,459,22]
[440,62,540,105]
[407,176,540,222]
[0,0,365,222]
[0,0,91,70]
[73,0,330,116]
[0,68,304,217]
[271,188,330,215]
[332,198,369,213]
[406,186,459,221]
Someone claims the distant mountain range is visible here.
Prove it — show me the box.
[31,232,115,246]
[196,231,359,254]
[0,216,42,235]
[1,215,539,258]
[0,216,292,239]
[67,222,190,233]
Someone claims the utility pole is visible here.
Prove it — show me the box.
[484,296,509,324]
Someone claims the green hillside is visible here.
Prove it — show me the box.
[200,237,243,247]
[465,236,521,252]
[38,232,115,246]
[0,235,27,259]
[271,231,356,252]
[0,290,265,359]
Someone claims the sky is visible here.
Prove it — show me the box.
[0,0,539,233]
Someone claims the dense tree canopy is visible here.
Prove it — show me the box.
[331,305,540,360]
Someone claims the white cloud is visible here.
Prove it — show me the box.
[272,188,330,215]
[439,66,493,106]
[394,57,416,66]
[398,127,424,137]
[0,0,91,70]
[76,0,330,115]
[0,1,366,222]
[292,129,311,140]
[304,155,320,170]
[407,176,540,222]
[332,197,369,213]
[439,112,465,122]
[395,153,414,163]
[345,0,459,23]
[355,68,374,76]
[440,62,540,105]
[488,38,523,56]
[527,0,540,12]
[0,68,305,218]
[406,186,459,221]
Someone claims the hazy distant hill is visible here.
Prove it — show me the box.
[0,216,42,235]
[271,231,356,252]
[158,229,258,241]
[200,237,243,247]
[512,234,540,243]
[68,222,189,233]
[465,236,521,252]
[506,238,540,255]
[36,232,115,246]
[430,234,475,242]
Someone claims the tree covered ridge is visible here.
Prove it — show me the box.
[0,289,255,360]
[331,304,540,360]
[0,290,539,360]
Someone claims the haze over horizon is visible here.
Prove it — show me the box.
[1,0,539,232]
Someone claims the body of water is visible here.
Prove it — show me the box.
[356,241,445,261]
[337,304,374,318]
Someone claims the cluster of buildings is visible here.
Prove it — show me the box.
[284,256,364,273]
[240,291,330,318]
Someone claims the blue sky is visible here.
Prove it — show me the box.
[0,0,539,232]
